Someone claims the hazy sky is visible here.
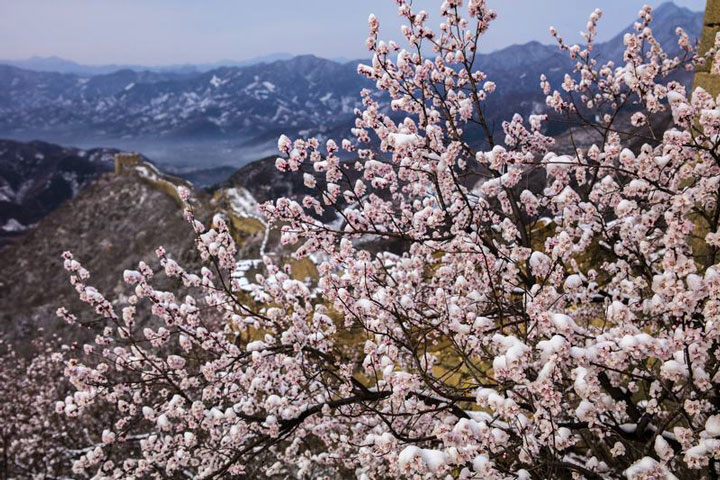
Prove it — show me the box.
[0,0,707,65]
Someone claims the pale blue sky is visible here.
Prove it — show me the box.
[0,0,707,65]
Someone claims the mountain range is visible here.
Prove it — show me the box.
[0,53,354,76]
[0,53,298,76]
[0,3,702,169]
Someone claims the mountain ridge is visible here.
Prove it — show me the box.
[0,52,299,76]
[0,139,123,243]
[0,2,703,168]
[0,2,700,76]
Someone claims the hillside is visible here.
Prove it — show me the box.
[0,139,137,245]
[0,150,289,346]
[0,138,242,247]
[0,171,202,344]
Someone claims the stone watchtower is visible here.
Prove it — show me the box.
[695,0,720,96]
[114,153,142,176]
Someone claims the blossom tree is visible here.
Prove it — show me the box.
[0,336,107,479]
[48,1,720,478]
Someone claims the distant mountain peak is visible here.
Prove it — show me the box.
[0,52,337,76]
[653,1,700,15]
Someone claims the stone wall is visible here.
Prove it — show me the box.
[113,153,192,208]
[695,0,720,95]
